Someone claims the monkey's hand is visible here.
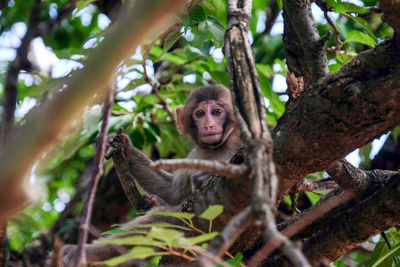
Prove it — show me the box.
[105,128,128,160]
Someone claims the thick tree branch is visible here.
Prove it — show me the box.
[274,37,400,199]
[253,158,398,264]
[282,0,329,84]
[264,171,400,266]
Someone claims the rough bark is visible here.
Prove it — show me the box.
[265,172,400,265]
[273,38,400,198]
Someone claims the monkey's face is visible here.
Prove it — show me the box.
[192,100,227,146]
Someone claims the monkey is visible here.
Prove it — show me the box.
[107,85,242,206]
[52,85,247,266]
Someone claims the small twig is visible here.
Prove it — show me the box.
[167,248,196,261]
[194,247,233,267]
[151,158,248,180]
[75,82,114,267]
[52,236,63,267]
[314,0,342,51]
[327,47,357,56]
[252,0,280,45]
[142,21,182,122]
[289,178,338,194]
[0,221,6,265]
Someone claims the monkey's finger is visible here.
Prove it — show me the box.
[105,146,117,160]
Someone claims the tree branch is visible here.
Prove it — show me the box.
[0,0,186,221]
[264,172,400,265]
[282,0,329,84]
[253,0,280,44]
[274,37,400,199]
[142,21,181,122]
[326,159,368,191]
[220,0,310,266]
[151,158,248,180]
[75,82,114,267]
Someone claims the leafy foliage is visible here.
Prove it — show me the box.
[97,207,223,266]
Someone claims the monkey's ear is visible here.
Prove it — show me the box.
[176,105,185,133]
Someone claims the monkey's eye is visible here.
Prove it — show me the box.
[195,110,205,118]
[212,108,222,116]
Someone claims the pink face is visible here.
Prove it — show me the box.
[192,100,227,146]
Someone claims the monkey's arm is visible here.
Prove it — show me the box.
[107,132,191,205]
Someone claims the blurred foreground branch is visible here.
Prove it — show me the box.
[0,0,186,220]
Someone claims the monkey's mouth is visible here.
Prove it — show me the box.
[200,133,223,144]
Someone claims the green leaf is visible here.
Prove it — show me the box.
[100,247,166,266]
[335,2,369,14]
[366,241,389,267]
[205,16,225,45]
[359,142,372,168]
[101,229,133,235]
[368,241,400,267]
[199,205,224,221]
[342,13,377,40]
[186,232,218,245]
[124,222,191,231]
[329,63,342,74]
[148,228,184,246]
[391,126,400,144]
[151,211,195,221]
[325,0,337,8]
[98,235,166,247]
[163,31,182,53]
[209,70,230,87]
[201,40,214,55]
[226,252,245,267]
[150,46,187,64]
[277,0,283,10]
[130,129,145,150]
[345,30,376,47]
[305,192,321,204]
[188,5,206,25]
[256,64,274,78]
[73,0,96,17]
